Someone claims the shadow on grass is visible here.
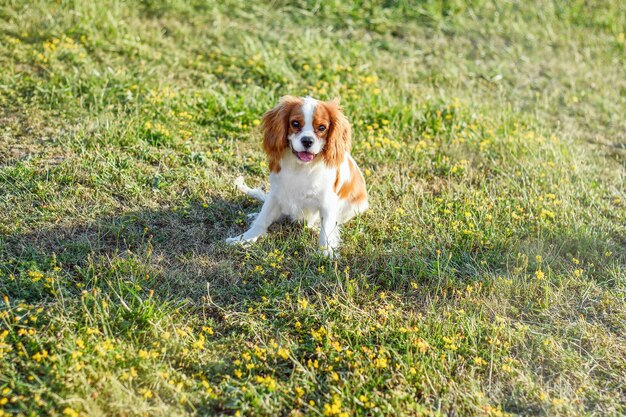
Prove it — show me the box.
[0,195,318,305]
[1,192,623,311]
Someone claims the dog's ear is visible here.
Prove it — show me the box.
[262,96,301,172]
[322,99,351,167]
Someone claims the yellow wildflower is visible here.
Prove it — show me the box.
[277,348,289,360]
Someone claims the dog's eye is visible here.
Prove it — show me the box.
[291,120,300,128]
[318,125,326,132]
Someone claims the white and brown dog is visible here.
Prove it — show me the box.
[226,96,368,257]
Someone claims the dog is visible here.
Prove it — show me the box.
[225,96,368,257]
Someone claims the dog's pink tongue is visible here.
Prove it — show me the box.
[296,152,314,162]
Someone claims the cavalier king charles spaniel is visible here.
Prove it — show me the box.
[226,96,368,257]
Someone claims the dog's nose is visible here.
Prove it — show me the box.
[301,136,314,149]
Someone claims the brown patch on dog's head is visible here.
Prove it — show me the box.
[318,99,351,167]
[262,96,303,172]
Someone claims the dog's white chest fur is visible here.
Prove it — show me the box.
[270,156,336,223]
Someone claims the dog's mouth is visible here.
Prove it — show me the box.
[293,150,316,163]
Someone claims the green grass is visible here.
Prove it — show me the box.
[1,0,625,416]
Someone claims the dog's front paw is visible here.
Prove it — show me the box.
[225,234,258,245]
[321,245,339,259]
[234,176,246,190]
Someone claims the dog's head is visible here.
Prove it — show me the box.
[262,96,351,172]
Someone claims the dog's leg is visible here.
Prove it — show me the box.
[226,195,280,245]
[234,176,266,202]
[319,207,340,258]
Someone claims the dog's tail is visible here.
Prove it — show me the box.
[234,176,266,202]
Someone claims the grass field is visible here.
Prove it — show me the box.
[1,0,625,416]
